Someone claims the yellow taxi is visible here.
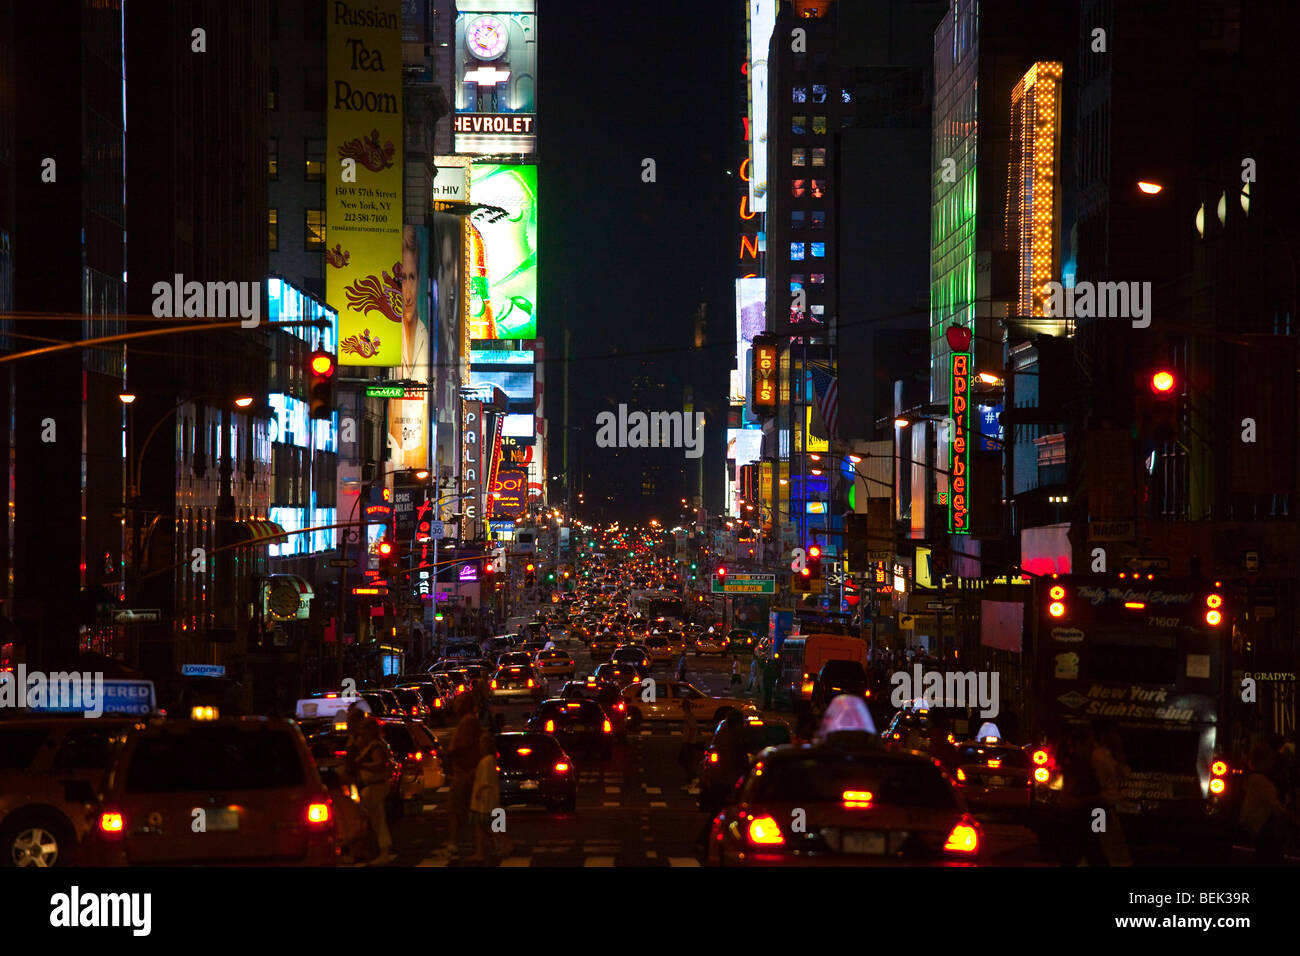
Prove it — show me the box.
[534,649,576,679]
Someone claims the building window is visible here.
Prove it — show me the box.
[790,242,805,261]
[810,273,824,285]
[792,179,807,198]
[810,242,825,258]
[811,147,826,167]
[792,87,807,103]
[792,115,806,135]
[810,305,825,323]
[269,209,278,251]
[791,210,806,230]
[304,66,325,112]
[811,210,825,229]
[841,88,852,103]
[811,180,826,200]
[305,138,324,181]
[813,116,827,135]
[792,148,807,166]
[269,67,278,110]
[812,84,827,103]
[793,53,807,71]
[305,209,325,249]
[268,139,278,179]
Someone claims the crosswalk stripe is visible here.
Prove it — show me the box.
[500,857,532,867]
[605,786,620,793]
[668,857,700,867]
[584,856,616,867]
[602,801,621,807]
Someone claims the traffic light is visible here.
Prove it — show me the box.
[308,351,336,420]
[377,538,396,578]
[525,562,536,587]
[716,566,727,581]
[807,544,822,579]
[1135,364,1180,443]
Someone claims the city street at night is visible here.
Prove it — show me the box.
[2,0,1298,943]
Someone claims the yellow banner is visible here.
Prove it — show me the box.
[327,0,404,366]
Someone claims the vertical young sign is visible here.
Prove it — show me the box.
[950,352,971,533]
[328,0,404,366]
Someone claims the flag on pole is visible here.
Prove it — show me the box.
[808,363,839,440]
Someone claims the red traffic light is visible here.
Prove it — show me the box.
[377,541,393,556]
[800,567,811,577]
[808,545,822,559]
[526,563,535,572]
[717,566,727,577]
[310,352,335,377]
[1150,370,1176,394]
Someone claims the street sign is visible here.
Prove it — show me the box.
[711,573,776,595]
[114,609,160,623]
[430,521,445,539]
[181,664,226,678]
[327,558,358,569]
[1089,520,1135,541]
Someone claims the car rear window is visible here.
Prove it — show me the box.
[956,746,1028,768]
[741,723,793,752]
[746,754,958,809]
[541,701,601,720]
[381,725,415,754]
[0,727,49,769]
[499,667,530,679]
[820,661,867,682]
[125,727,306,792]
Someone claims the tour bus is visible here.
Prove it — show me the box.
[1028,573,1235,851]
[632,589,684,624]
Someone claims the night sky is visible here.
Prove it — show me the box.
[539,0,741,516]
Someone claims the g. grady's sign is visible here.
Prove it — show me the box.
[949,351,971,533]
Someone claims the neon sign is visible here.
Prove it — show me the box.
[950,352,971,533]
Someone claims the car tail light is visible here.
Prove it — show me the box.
[457,684,466,693]
[408,751,423,762]
[1033,767,1050,783]
[491,679,498,689]
[1032,748,1050,766]
[555,762,570,773]
[545,719,555,732]
[956,768,966,782]
[842,790,873,808]
[307,802,331,825]
[746,815,785,846]
[987,759,1002,769]
[1211,760,1228,776]
[708,752,719,764]
[433,698,442,708]
[99,811,124,834]
[1209,777,1225,794]
[1210,759,1228,795]
[527,679,535,687]
[603,720,613,733]
[944,817,980,854]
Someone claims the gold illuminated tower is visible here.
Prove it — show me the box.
[1008,61,1064,328]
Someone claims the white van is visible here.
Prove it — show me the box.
[294,696,370,720]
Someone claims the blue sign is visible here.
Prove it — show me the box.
[978,403,1003,452]
[181,664,226,678]
[16,678,157,716]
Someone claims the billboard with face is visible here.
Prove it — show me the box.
[468,163,538,340]
[328,0,404,366]
[454,2,537,154]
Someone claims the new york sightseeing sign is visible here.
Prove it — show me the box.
[947,325,972,534]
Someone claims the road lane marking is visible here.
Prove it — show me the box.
[649,801,668,807]
[644,786,661,794]
[668,857,700,867]
[602,801,621,807]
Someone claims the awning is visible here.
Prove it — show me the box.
[238,519,288,545]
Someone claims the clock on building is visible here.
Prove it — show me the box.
[466,15,508,61]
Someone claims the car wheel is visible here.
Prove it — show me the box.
[2,813,76,868]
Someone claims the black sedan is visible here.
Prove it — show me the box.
[557,679,629,741]
[526,698,616,761]
[495,732,577,813]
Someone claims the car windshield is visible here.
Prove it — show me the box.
[745,754,957,809]
[820,661,867,682]
[125,727,306,792]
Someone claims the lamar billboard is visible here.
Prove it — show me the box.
[328,0,404,367]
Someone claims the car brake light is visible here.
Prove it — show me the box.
[333,750,347,757]
[433,698,442,708]
[491,680,498,689]
[99,811,124,833]
[603,720,612,733]
[1033,766,1050,783]
[307,802,331,825]
[1209,778,1226,794]
[1032,749,1049,766]
[956,768,966,782]
[708,752,719,763]
[1211,760,1228,777]
[408,751,423,762]
[987,759,1002,769]
[555,762,569,773]
[527,679,535,687]
[545,720,555,732]
[842,790,873,808]
[517,748,532,756]
[746,815,785,845]
[944,818,980,854]
[616,702,625,712]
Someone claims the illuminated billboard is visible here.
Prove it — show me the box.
[747,0,777,213]
[735,277,765,402]
[387,397,428,470]
[469,369,534,403]
[461,400,483,541]
[468,163,537,339]
[491,467,528,518]
[469,348,534,365]
[454,2,537,155]
[327,0,404,367]
[950,351,971,533]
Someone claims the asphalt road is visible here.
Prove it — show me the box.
[383,641,1044,867]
